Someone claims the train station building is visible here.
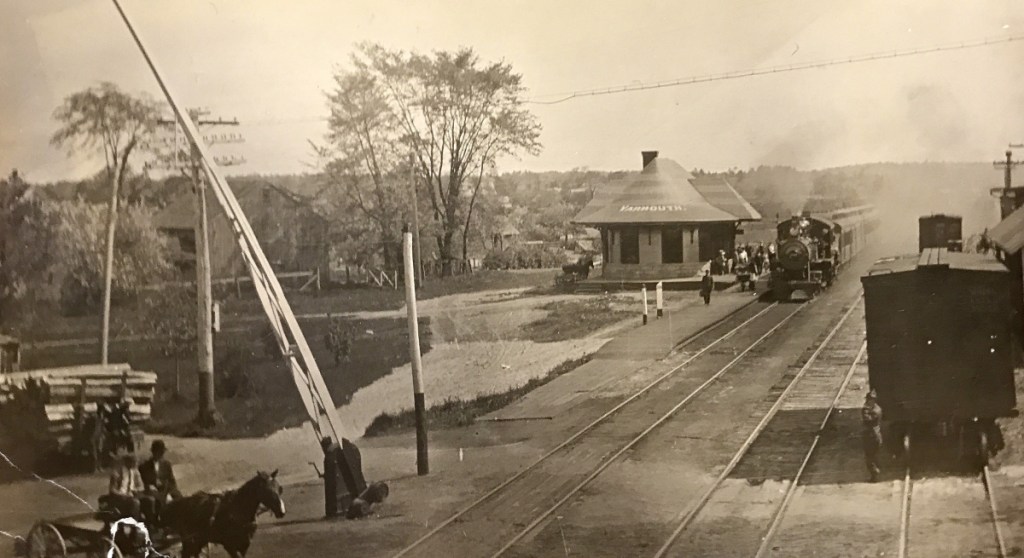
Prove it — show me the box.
[573,151,761,281]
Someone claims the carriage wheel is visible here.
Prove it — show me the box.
[26,522,67,557]
[85,537,123,558]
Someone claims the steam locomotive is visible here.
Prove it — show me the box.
[771,205,877,301]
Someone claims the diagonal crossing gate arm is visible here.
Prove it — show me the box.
[111,0,349,449]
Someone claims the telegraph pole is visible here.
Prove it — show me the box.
[992,149,1024,219]
[156,108,243,426]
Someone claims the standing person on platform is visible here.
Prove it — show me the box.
[700,270,715,305]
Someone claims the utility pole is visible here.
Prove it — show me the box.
[402,224,428,475]
[156,108,243,426]
[992,150,1024,219]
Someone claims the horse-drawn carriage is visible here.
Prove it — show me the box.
[16,471,288,558]
[18,510,170,557]
[0,364,156,472]
[555,255,595,288]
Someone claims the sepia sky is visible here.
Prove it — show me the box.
[2,0,1023,182]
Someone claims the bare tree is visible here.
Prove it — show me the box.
[346,44,542,276]
[322,72,408,269]
[51,82,158,363]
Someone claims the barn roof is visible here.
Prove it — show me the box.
[573,157,739,225]
[153,180,317,230]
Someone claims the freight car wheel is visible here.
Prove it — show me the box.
[26,522,67,557]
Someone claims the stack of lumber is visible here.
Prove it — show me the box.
[0,364,156,452]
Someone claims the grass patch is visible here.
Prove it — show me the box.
[363,354,592,437]
[222,269,558,317]
[517,296,635,342]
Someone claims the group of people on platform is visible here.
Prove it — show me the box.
[710,242,777,276]
[106,439,180,531]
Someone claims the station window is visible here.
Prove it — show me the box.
[662,226,683,263]
[621,228,640,264]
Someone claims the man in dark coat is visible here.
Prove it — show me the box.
[700,270,714,305]
[139,440,180,524]
[862,389,883,482]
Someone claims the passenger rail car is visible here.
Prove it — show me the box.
[861,248,1017,466]
[771,205,877,300]
[919,214,963,252]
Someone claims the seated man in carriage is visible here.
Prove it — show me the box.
[105,451,147,520]
[139,440,181,526]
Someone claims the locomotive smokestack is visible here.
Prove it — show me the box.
[642,151,659,168]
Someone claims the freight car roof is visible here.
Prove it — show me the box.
[864,248,1006,276]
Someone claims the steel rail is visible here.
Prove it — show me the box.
[897,435,912,558]
[653,294,863,558]
[752,339,868,558]
[392,301,781,558]
[490,303,809,557]
[982,464,1008,558]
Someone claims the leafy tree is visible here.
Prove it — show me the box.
[344,44,542,276]
[50,200,173,314]
[0,170,60,325]
[51,82,159,363]
[320,69,409,269]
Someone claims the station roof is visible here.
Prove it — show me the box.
[691,176,762,221]
[573,156,759,226]
[990,200,1024,253]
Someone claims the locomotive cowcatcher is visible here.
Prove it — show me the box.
[861,248,1017,468]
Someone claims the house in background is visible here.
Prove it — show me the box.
[573,151,760,281]
[153,180,330,279]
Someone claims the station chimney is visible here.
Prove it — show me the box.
[642,151,659,168]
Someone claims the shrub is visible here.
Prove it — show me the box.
[216,342,261,398]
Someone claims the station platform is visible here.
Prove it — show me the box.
[575,273,739,293]
[490,290,764,421]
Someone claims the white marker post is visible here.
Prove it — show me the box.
[403,225,428,475]
[642,285,649,325]
[656,281,664,318]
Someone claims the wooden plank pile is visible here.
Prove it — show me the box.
[0,363,156,454]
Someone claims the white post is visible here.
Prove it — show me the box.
[656,281,664,318]
[403,225,428,475]
[642,285,649,325]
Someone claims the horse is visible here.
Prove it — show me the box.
[162,470,285,558]
[561,256,595,280]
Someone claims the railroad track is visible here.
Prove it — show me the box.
[393,299,808,558]
[897,438,1010,558]
[653,295,865,558]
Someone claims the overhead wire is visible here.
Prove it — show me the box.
[526,33,1024,105]
[241,32,1024,127]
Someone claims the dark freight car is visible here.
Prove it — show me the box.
[861,248,1016,425]
[918,214,963,252]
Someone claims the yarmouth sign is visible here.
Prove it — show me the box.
[619,205,684,212]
